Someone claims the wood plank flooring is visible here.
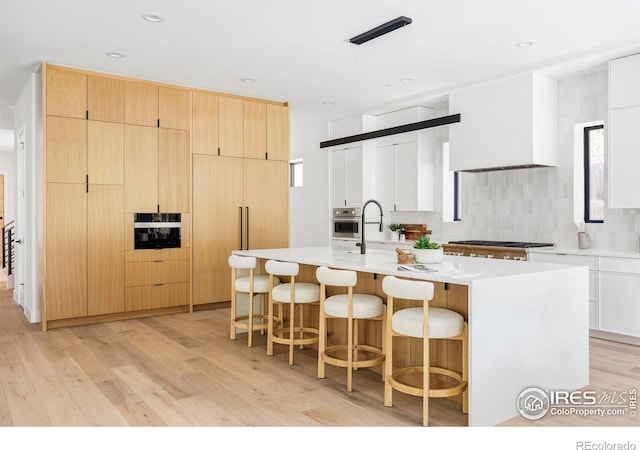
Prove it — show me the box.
[0,283,639,430]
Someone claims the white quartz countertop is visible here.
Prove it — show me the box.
[233,246,581,286]
[528,246,640,259]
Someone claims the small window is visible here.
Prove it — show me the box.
[290,159,303,187]
[584,125,604,223]
[442,143,462,222]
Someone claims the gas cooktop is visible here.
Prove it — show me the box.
[447,240,554,248]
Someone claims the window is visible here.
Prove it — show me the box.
[442,143,462,222]
[290,159,303,187]
[584,125,604,223]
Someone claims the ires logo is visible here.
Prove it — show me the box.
[517,387,637,421]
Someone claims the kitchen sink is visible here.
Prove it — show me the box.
[346,249,394,254]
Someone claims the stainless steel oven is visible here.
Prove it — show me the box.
[134,213,181,249]
[332,207,361,239]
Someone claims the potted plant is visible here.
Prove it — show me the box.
[388,223,402,241]
[412,235,444,263]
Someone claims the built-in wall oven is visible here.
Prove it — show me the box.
[332,207,361,239]
[134,213,181,249]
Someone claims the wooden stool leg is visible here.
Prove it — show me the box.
[267,292,274,356]
[354,318,359,370]
[248,294,254,348]
[260,293,266,335]
[381,306,386,382]
[230,269,237,340]
[299,304,304,349]
[347,315,353,392]
[384,298,393,407]
[318,300,326,379]
[462,323,469,414]
[289,300,295,365]
[423,311,430,427]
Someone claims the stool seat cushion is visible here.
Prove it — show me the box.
[234,275,278,293]
[324,294,383,319]
[392,307,464,339]
[272,282,320,304]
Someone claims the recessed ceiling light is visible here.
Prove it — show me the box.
[241,78,256,83]
[141,14,165,23]
[399,77,414,83]
[106,52,126,58]
[515,41,534,48]
[323,101,335,106]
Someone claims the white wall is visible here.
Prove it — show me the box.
[289,105,332,247]
[0,150,16,224]
[13,71,42,323]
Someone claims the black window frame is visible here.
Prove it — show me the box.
[583,124,604,224]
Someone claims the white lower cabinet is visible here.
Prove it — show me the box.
[599,257,640,337]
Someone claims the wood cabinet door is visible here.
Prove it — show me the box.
[218,97,243,157]
[192,155,243,304]
[244,159,289,250]
[88,121,124,185]
[87,75,124,123]
[46,66,87,119]
[243,100,266,160]
[192,92,219,155]
[159,86,191,130]
[266,104,289,161]
[124,81,158,127]
[124,125,158,212]
[46,183,87,320]
[46,116,87,183]
[158,128,190,212]
[87,184,124,316]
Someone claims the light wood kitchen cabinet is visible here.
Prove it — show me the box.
[159,86,191,130]
[87,184,124,316]
[192,91,219,155]
[124,81,158,127]
[46,66,87,119]
[45,182,125,320]
[124,125,158,212]
[218,96,244,157]
[88,121,124,185]
[124,247,190,311]
[243,100,267,160]
[124,126,189,213]
[193,155,243,305]
[192,156,289,305]
[45,183,88,321]
[266,104,290,161]
[87,75,124,123]
[46,116,87,183]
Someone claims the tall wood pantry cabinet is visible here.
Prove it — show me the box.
[42,64,290,329]
[192,91,290,306]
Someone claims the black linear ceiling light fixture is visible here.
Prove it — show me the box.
[350,16,412,45]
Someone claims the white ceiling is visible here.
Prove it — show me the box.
[1,0,640,130]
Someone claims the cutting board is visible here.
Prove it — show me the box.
[403,224,431,240]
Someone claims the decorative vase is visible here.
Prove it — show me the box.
[390,231,399,241]
[413,248,444,264]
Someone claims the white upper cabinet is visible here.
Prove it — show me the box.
[448,72,558,172]
[609,53,640,109]
[608,53,640,208]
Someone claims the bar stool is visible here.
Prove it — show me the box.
[265,260,320,366]
[382,275,468,426]
[316,266,385,392]
[228,254,279,347]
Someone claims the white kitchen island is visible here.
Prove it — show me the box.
[233,246,589,426]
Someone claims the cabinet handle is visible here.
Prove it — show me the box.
[246,206,250,250]
[239,206,243,250]
[218,147,221,156]
[153,260,163,263]
[265,152,268,160]
[154,283,164,287]
[157,119,160,128]
[85,110,89,120]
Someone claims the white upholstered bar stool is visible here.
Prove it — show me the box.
[265,260,320,366]
[228,254,279,348]
[315,266,385,392]
[382,275,468,426]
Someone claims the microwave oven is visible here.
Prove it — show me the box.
[134,213,181,249]
[332,207,361,239]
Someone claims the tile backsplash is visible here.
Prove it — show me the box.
[390,68,640,253]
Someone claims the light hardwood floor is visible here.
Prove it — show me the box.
[0,283,638,427]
